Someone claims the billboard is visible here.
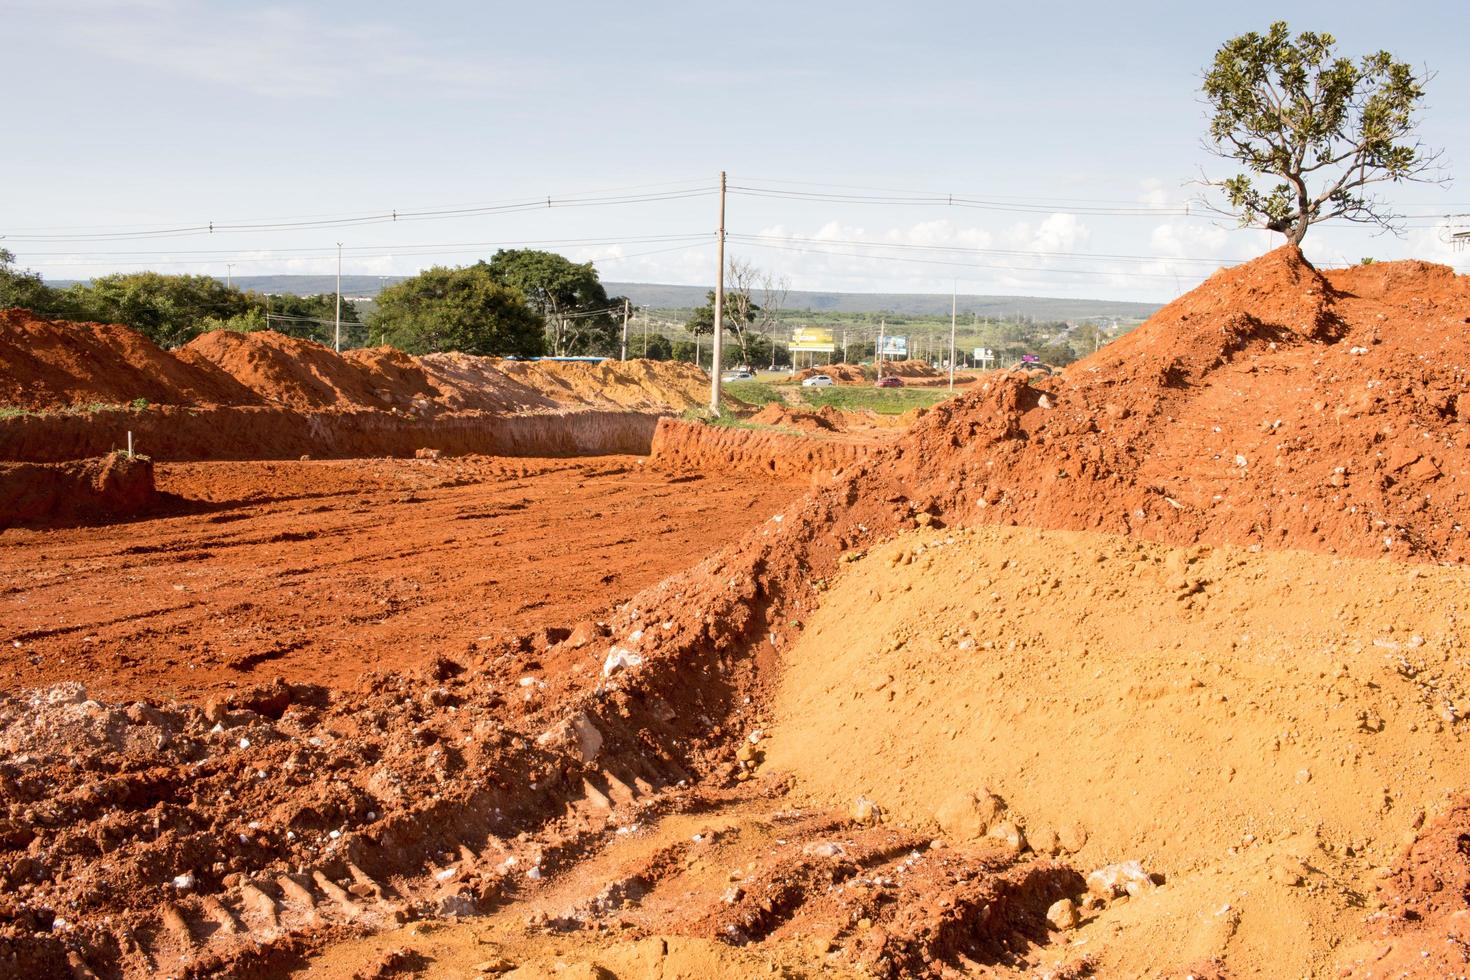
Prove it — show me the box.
[790,327,835,353]
[878,335,908,357]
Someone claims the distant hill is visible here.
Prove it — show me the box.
[46,274,1161,320]
[603,283,1160,320]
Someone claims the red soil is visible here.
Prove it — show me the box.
[882,246,1470,561]
[0,456,804,703]
[0,453,156,529]
[0,309,261,409]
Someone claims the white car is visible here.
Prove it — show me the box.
[801,374,834,387]
[721,369,755,382]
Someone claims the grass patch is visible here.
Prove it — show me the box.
[798,387,955,414]
[723,380,784,408]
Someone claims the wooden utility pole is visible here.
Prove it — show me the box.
[709,171,726,413]
[620,299,630,361]
[876,317,885,378]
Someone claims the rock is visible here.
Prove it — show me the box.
[987,819,1026,854]
[414,448,442,460]
[1057,822,1089,853]
[1030,826,1061,856]
[1046,897,1079,930]
[202,699,227,724]
[1087,860,1155,899]
[736,743,756,763]
[934,789,1004,840]
[914,512,933,527]
[850,796,881,826]
[473,958,515,975]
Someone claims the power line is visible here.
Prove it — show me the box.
[3,186,716,243]
[728,233,1247,267]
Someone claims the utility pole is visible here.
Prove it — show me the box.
[949,280,957,390]
[225,263,233,289]
[876,316,885,378]
[334,242,343,353]
[620,298,630,361]
[709,171,726,413]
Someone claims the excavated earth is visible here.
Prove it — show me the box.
[3,247,1470,979]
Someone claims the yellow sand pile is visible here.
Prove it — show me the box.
[765,524,1470,976]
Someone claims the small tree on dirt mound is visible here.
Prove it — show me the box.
[1201,22,1445,244]
[370,264,544,357]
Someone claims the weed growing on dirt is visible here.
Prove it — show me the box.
[724,380,784,407]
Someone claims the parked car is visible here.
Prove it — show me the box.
[801,374,835,387]
[875,376,904,388]
[721,369,755,382]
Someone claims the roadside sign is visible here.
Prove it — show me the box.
[878,335,908,357]
[790,327,835,353]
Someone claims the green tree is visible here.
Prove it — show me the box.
[1202,22,1443,244]
[485,249,617,355]
[684,288,759,366]
[369,263,544,356]
[65,272,251,347]
[253,292,361,344]
[0,248,63,313]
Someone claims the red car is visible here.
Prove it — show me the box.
[875,376,904,388]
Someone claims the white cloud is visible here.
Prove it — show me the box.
[18,0,524,98]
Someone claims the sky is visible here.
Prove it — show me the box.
[3,0,1468,303]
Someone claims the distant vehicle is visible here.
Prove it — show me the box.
[875,376,904,388]
[1020,354,1042,365]
[801,374,835,387]
[721,369,755,382]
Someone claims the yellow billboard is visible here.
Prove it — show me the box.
[790,327,835,353]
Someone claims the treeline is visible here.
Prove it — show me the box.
[0,248,634,358]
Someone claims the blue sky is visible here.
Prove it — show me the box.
[4,0,1467,301]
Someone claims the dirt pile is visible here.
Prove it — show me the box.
[421,354,712,415]
[179,331,435,411]
[877,359,939,378]
[878,246,1470,561]
[764,523,1470,976]
[747,402,847,432]
[0,453,156,529]
[793,364,867,385]
[0,311,710,420]
[0,309,260,410]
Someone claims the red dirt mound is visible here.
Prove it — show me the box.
[877,245,1470,561]
[793,364,867,385]
[748,402,846,432]
[0,452,156,528]
[879,359,940,378]
[178,330,407,411]
[343,345,443,410]
[0,309,261,410]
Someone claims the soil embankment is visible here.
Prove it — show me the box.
[0,453,156,529]
[0,406,661,463]
[0,314,710,463]
[649,417,884,480]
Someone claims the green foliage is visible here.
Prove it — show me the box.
[486,250,618,355]
[369,264,544,357]
[254,292,360,344]
[685,290,758,337]
[800,387,954,415]
[641,334,673,361]
[1202,22,1439,244]
[64,272,252,348]
[130,397,149,410]
[0,248,63,313]
[723,380,784,407]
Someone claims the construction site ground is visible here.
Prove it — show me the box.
[4,247,1470,979]
[0,457,805,702]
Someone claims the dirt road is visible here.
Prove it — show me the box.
[0,456,800,701]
